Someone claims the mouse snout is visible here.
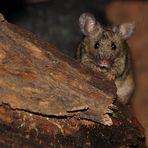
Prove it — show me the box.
[99,59,109,68]
[96,56,110,69]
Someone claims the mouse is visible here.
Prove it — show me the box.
[76,12,135,104]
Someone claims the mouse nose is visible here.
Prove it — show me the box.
[96,57,110,69]
[99,59,109,68]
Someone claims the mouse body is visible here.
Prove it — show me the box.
[76,12,135,104]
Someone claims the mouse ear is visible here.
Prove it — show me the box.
[79,12,97,36]
[118,22,135,40]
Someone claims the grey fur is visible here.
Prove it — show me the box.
[76,13,135,104]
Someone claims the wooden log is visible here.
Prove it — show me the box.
[0,13,146,147]
[0,13,116,125]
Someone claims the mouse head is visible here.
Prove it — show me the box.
[79,12,135,70]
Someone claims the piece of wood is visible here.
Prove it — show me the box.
[0,13,116,125]
[0,103,146,147]
[0,13,146,147]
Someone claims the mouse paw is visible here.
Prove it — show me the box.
[107,73,115,81]
[93,65,101,72]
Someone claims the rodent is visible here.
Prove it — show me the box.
[76,12,135,104]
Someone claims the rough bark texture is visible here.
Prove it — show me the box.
[0,13,146,147]
[0,13,116,125]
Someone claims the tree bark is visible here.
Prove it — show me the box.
[0,13,146,147]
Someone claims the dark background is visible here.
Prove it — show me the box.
[0,0,148,146]
[0,0,110,57]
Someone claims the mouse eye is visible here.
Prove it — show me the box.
[94,41,100,49]
[111,42,116,50]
